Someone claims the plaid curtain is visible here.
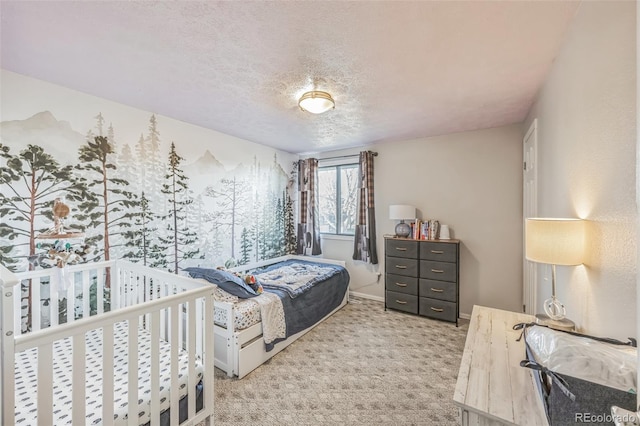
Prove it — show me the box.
[353,151,378,264]
[296,158,322,255]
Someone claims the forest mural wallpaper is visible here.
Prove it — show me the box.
[1,71,298,328]
[1,71,298,274]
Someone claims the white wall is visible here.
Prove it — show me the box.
[524,1,636,340]
[319,124,524,316]
[636,0,639,408]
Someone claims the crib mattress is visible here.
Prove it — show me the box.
[14,321,203,425]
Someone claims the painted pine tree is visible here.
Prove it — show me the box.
[94,112,105,136]
[157,142,200,273]
[0,143,91,269]
[284,162,298,255]
[145,115,165,210]
[134,133,147,189]
[122,192,162,266]
[274,195,285,256]
[77,136,139,276]
[206,223,225,265]
[284,192,296,254]
[107,122,116,153]
[117,143,137,189]
[250,209,262,262]
[205,176,250,260]
[239,227,252,266]
[258,192,277,259]
[0,143,91,330]
[186,193,205,249]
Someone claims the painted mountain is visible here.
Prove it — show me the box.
[185,149,226,194]
[0,111,86,164]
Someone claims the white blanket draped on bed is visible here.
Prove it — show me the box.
[256,263,338,298]
[253,291,286,344]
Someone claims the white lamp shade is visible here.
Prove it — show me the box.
[525,218,585,265]
[389,204,416,220]
[298,91,335,114]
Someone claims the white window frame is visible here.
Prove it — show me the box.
[318,160,358,237]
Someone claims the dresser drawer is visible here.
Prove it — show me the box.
[386,257,418,277]
[420,241,458,263]
[386,291,418,314]
[385,239,418,259]
[419,279,456,302]
[420,260,457,282]
[386,274,418,295]
[419,297,457,322]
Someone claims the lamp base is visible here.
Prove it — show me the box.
[535,314,576,332]
[395,221,411,238]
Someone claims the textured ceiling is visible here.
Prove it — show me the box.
[0,1,579,154]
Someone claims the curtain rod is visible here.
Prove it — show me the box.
[318,151,378,161]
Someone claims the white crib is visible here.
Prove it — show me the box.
[0,260,215,426]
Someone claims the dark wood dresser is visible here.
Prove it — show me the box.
[384,236,460,326]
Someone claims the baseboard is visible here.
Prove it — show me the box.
[459,312,471,320]
[349,291,384,303]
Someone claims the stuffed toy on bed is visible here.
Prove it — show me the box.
[243,274,264,295]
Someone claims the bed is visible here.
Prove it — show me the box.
[187,255,350,379]
[1,260,215,426]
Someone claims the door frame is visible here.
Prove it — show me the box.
[523,119,538,314]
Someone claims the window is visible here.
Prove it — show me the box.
[318,163,359,235]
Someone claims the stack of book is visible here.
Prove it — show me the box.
[410,219,440,240]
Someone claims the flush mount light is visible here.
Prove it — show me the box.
[298,91,335,114]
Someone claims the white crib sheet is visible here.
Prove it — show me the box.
[14,320,203,425]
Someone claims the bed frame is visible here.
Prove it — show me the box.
[0,260,215,426]
[214,255,349,379]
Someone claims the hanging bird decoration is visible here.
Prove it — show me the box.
[38,198,83,239]
[52,197,70,234]
[33,198,89,268]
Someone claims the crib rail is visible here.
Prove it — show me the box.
[1,260,215,426]
[11,260,114,335]
[1,265,20,426]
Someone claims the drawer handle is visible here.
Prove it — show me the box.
[396,300,407,305]
[395,265,407,269]
[430,288,444,293]
[395,283,408,287]
[395,247,408,251]
[430,307,444,312]
[431,269,444,273]
[430,250,444,254]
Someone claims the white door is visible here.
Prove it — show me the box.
[523,119,538,314]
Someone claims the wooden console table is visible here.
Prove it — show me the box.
[453,306,548,426]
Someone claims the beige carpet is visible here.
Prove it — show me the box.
[211,297,469,425]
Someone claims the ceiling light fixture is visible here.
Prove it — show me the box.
[298,91,335,114]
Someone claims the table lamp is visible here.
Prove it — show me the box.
[389,205,415,238]
[525,218,585,330]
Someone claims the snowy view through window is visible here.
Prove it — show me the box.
[318,164,358,235]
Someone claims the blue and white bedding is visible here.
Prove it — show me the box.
[254,260,350,351]
[254,260,344,298]
[203,281,286,343]
[199,259,349,352]
[14,321,203,425]
[213,287,260,331]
